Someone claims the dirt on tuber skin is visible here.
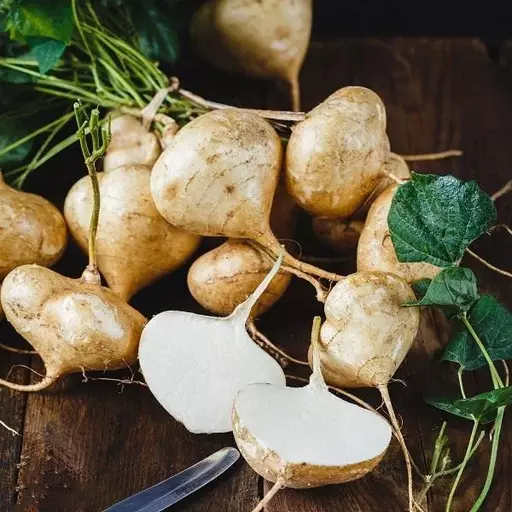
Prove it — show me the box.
[103,112,161,172]
[357,185,441,283]
[0,265,146,391]
[285,86,390,218]
[0,173,67,281]
[190,0,312,111]
[64,164,201,301]
[311,153,410,252]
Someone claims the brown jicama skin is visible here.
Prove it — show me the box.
[357,185,441,283]
[103,113,161,172]
[315,271,420,389]
[285,86,390,218]
[151,108,339,283]
[64,164,201,301]
[312,153,410,252]
[0,265,146,391]
[188,240,291,318]
[0,174,67,280]
[191,0,312,111]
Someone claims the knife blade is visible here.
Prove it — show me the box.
[103,447,240,512]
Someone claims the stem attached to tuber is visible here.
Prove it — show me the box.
[251,478,285,512]
[73,101,112,283]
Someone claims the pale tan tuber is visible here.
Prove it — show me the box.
[64,164,201,301]
[190,0,312,110]
[188,239,291,318]
[357,185,441,283]
[285,86,390,218]
[103,112,161,172]
[0,173,67,281]
[151,108,341,283]
[0,265,146,391]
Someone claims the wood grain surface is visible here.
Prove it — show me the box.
[1,37,511,512]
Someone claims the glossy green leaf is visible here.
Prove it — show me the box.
[426,386,512,424]
[388,173,496,267]
[443,295,512,370]
[27,36,65,73]
[406,267,479,315]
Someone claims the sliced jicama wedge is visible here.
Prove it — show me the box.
[139,254,286,434]
[232,317,392,510]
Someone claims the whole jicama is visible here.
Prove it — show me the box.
[285,86,390,218]
[151,108,340,283]
[191,0,312,110]
[64,164,201,301]
[103,112,161,172]
[0,173,67,280]
[357,185,441,283]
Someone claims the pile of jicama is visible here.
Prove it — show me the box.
[0,83,510,512]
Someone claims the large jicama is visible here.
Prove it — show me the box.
[312,153,410,252]
[313,271,421,511]
[0,105,146,391]
[64,163,201,301]
[233,317,392,511]
[0,172,67,321]
[285,86,390,218]
[151,108,341,285]
[190,0,312,111]
[357,185,441,283]
[139,254,286,434]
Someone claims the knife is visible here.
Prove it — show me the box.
[103,447,240,512]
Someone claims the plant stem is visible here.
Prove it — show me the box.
[470,407,505,511]
[458,366,467,399]
[445,419,480,511]
[461,313,503,388]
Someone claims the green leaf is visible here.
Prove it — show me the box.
[406,267,479,316]
[0,116,33,168]
[443,295,512,370]
[134,6,179,64]
[9,0,73,43]
[388,173,497,267]
[412,279,431,299]
[26,36,65,73]
[426,386,512,424]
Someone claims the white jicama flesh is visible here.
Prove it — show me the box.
[139,254,286,434]
[233,318,392,510]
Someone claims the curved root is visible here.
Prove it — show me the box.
[379,385,414,512]
[251,479,284,512]
[0,342,36,355]
[247,321,308,367]
[0,374,58,392]
[0,420,19,436]
[400,150,462,162]
[466,249,512,279]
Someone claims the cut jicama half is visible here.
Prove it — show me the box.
[139,254,286,434]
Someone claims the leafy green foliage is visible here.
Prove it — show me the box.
[443,295,512,370]
[426,386,512,424]
[133,6,180,64]
[388,173,496,267]
[6,0,73,43]
[0,116,33,168]
[26,36,65,73]
[407,267,479,315]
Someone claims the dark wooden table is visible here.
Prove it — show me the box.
[1,37,511,512]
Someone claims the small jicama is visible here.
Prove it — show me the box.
[151,108,341,283]
[64,163,201,301]
[233,317,392,511]
[139,254,286,434]
[190,0,312,111]
[0,104,146,391]
[285,86,390,218]
[357,185,441,283]
[313,271,421,511]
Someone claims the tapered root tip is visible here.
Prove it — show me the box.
[289,77,301,112]
[0,374,58,392]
